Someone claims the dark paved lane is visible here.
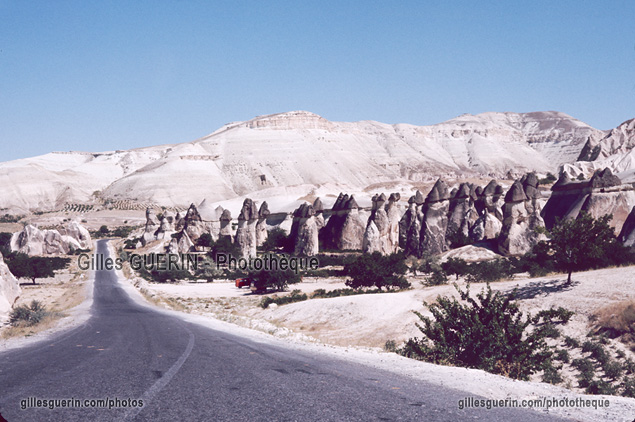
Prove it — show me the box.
[0,240,571,421]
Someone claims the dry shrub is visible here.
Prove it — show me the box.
[592,300,635,345]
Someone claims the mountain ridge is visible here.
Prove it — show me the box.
[0,110,630,212]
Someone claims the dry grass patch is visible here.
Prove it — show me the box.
[592,300,635,347]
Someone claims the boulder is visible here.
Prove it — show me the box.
[58,221,92,250]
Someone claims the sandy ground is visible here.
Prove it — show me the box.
[138,267,635,349]
[0,255,93,349]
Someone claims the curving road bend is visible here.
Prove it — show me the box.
[0,240,570,421]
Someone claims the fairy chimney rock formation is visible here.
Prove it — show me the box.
[313,197,325,230]
[183,203,206,242]
[219,209,233,238]
[235,198,259,258]
[447,183,477,244]
[399,194,423,256]
[321,193,365,250]
[498,178,546,256]
[290,203,319,256]
[256,201,271,247]
[363,192,402,254]
[419,179,451,256]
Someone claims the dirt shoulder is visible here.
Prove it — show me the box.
[0,249,94,350]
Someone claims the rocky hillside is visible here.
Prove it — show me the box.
[0,110,628,212]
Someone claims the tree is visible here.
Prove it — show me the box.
[261,227,291,252]
[98,225,109,236]
[208,236,241,261]
[112,226,133,238]
[250,267,301,292]
[441,257,470,280]
[6,253,55,284]
[547,213,619,284]
[399,284,567,381]
[196,233,213,248]
[345,252,410,291]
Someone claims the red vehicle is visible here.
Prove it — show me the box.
[235,278,251,288]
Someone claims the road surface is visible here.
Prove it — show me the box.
[0,240,570,421]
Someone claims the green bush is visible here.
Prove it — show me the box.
[345,252,410,291]
[311,287,385,299]
[261,227,292,252]
[538,172,557,185]
[384,340,397,352]
[441,258,470,280]
[602,360,623,380]
[196,233,213,248]
[563,335,580,348]
[622,377,635,398]
[554,349,570,363]
[259,290,308,308]
[208,236,241,262]
[313,253,356,268]
[423,269,448,286]
[542,361,563,385]
[250,267,301,293]
[9,300,50,326]
[465,259,516,283]
[112,226,134,238]
[399,284,569,381]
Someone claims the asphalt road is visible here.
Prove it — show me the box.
[0,240,571,421]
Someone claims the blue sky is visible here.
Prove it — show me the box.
[1,1,634,161]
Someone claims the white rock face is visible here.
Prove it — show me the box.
[0,251,21,320]
[566,118,635,183]
[255,201,270,247]
[0,110,608,212]
[619,206,635,247]
[290,203,319,256]
[363,193,403,255]
[234,198,259,259]
[420,179,451,256]
[542,169,635,235]
[498,180,546,256]
[11,222,92,255]
[59,221,92,250]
